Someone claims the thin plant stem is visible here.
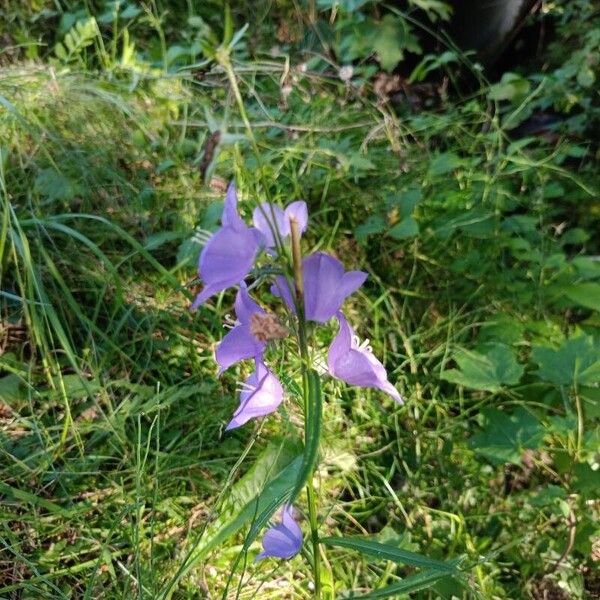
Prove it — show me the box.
[290,217,323,599]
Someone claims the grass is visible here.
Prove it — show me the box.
[1,3,600,598]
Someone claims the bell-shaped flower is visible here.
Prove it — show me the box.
[215,285,267,374]
[191,184,261,310]
[226,359,284,430]
[272,252,367,323]
[328,312,403,403]
[256,504,303,561]
[253,201,308,248]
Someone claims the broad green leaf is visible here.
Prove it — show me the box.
[427,151,463,177]
[0,374,24,402]
[386,187,422,215]
[441,344,524,392]
[564,282,600,311]
[488,72,531,101]
[320,537,457,572]
[532,335,600,386]
[374,15,421,71]
[388,216,419,240]
[468,407,545,465]
[34,168,78,201]
[354,215,386,242]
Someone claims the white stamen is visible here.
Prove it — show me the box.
[353,335,373,353]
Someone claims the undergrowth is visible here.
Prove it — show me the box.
[0,1,599,598]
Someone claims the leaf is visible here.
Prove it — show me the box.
[388,216,419,240]
[320,537,457,572]
[532,335,600,386]
[0,374,25,402]
[374,15,421,71]
[185,450,302,565]
[354,215,386,243]
[427,152,463,177]
[350,569,455,598]
[488,72,531,101]
[290,370,322,501]
[409,0,452,21]
[564,282,600,311]
[386,187,422,215]
[468,407,545,465]
[441,344,524,392]
[34,169,78,202]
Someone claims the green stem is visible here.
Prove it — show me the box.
[306,468,322,598]
[289,218,323,598]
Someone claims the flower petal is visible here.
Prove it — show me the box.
[222,182,245,231]
[284,201,308,235]
[256,504,302,560]
[215,324,265,374]
[192,225,259,309]
[226,361,284,429]
[235,284,264,324]
[253,203,287,248]
[328,313,403,403]
[271,276,296,312]
[303,253,355,322]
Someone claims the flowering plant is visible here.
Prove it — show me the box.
[190,184,458,596]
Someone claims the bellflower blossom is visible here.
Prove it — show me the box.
[272,252,367,323]
[215,285,267,374]
[328,312,403,404]
[253,201,308,248]
[192,183,404,572]
[256,504,303,560]
[191,184,261,310]
[226,359,284,430]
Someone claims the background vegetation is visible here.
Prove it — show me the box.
[1,1,599,598]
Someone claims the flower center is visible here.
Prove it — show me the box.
[250,313,288,342]
[353,335,373,353]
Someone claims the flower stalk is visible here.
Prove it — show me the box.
[290,216,323,597]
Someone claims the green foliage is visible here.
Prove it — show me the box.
[469,407,545,465]
[532,335,600,386]
[54,17,99,64]
[441,345,524,392]
[1,0,600,597]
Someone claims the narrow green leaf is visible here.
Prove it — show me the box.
[291,369,322,501]
[320,537,457,572]
[351,569,452,598]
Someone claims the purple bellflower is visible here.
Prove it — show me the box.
[191,184,261,310]
[256,504,303,560]
[253,201,308,248]
[215,285,267,375]
[272,252,367,323]
[226,358,284,430]
[328,312,403,404]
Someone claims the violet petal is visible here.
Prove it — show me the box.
[328,312,403,403]
[225,360,284,429]
[256,504,302,560]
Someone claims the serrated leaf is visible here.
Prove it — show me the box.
[374,15,421,71]
[532,335,600,386]
[441,344,524,392]
[468,407,545,465]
